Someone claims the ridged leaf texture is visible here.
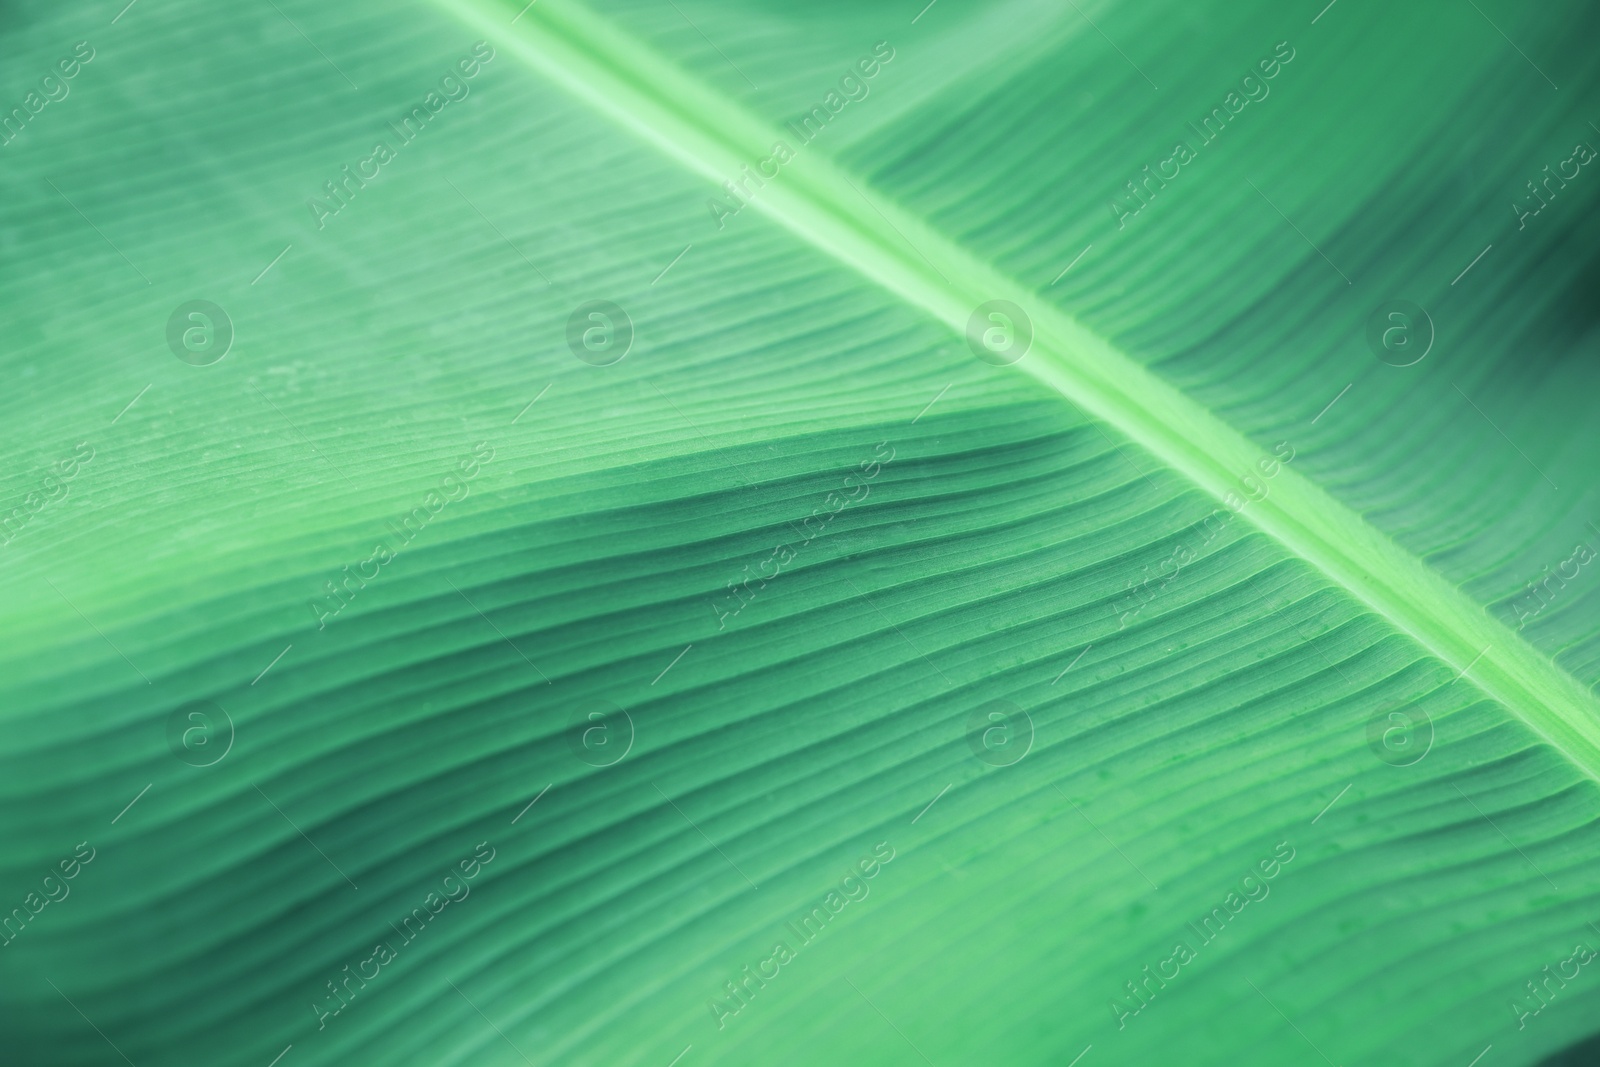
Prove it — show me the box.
[1,0,1598,1064]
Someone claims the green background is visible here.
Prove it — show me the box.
[1,0,1598,1063]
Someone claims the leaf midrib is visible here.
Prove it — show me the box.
[441,0,1600,779]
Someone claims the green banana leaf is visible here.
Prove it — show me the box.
[2,0,1599,1063]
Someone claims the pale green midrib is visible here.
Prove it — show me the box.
[441,0,1600,779]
